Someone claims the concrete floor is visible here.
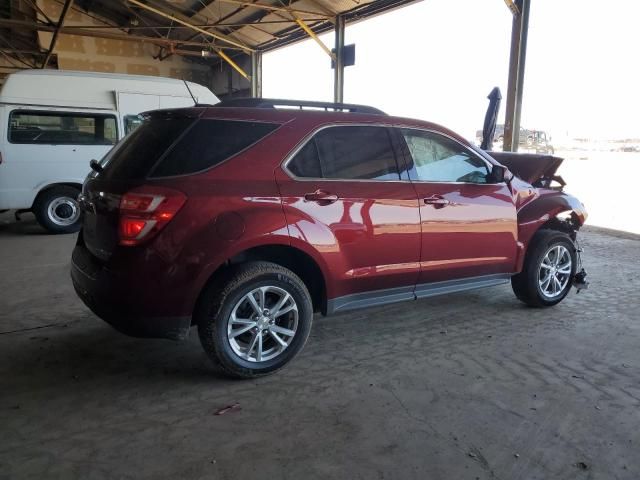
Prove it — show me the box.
[1,212,639,480]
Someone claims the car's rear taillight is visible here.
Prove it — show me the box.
[118,186,186,246]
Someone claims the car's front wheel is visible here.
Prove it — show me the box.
[511,229,577,307]
[197,262,313,378]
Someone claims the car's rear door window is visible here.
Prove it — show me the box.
[287,126,400,181]
[150,119,280,177]
[287,140,322,178]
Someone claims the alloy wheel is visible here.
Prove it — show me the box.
[226,286,298,362]
[538,244,572,299]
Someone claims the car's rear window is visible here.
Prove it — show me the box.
[100,117,194,180]
[149,119,279,177]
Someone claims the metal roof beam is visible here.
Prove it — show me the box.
[214,48,250,80]
[215,0,331,18]
[124,0,252,79]
[57,19,320,29]
[41,0,73,68]
[24,0,55,25]
[294,16,335,60]
[0,18,239,49]
[126,0,254,52]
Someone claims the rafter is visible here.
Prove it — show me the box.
[127,0,253,52]
[0,18,243,50]
[42,0,73,68]
[215,0,330,18]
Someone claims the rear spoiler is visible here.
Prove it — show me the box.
[489,151,566,188]
[139,107,205,120]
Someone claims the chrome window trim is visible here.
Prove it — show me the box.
[281,123,505,185]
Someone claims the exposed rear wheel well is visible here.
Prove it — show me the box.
[200,245,327,316]
[32,182,82,209]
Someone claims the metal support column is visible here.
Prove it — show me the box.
[333,15,345,104]
[251,51,262,98]
[503,0,530,152]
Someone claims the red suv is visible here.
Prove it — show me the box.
[71,99,588,378]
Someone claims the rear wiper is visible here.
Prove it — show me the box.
[89,159,103,173]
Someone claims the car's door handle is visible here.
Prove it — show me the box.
[304,189,339,205]
[424,195,450,207]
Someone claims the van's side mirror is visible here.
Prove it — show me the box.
[489,165,511,183]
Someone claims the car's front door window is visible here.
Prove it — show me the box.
[401,129,490,184]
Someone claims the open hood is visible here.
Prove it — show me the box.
[488,151,565,187]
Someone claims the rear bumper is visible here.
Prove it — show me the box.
[70,243,191,341]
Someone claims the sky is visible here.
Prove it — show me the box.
[263,0,640,141]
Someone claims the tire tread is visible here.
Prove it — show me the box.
[511,229,576,308]
[197,261,312,378]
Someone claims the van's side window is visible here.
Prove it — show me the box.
[8,111,118,145]
[124,115,143,135]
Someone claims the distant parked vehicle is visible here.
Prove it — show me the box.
[476,125,554,154]
[0,70,218,233]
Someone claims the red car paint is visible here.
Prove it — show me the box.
[71,105,587,340]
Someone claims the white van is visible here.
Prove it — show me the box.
[0,70,219,233]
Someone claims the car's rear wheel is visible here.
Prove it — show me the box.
[197,261,313,378]
[33,186,82,234]
[511,229,577,307]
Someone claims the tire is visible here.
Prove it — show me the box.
[33,186,82,234]
[511,229,577,307]
[197,261,313,378]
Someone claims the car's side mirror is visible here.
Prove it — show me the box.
[488,165,512,183]
[89,159,103,173]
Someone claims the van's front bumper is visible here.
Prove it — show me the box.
[70,243,191,341]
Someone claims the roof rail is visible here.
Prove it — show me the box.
[214,97,386,115]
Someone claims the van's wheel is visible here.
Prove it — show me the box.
[33,186,82,234]
[511,229,577,307]
[197,261,313,379]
